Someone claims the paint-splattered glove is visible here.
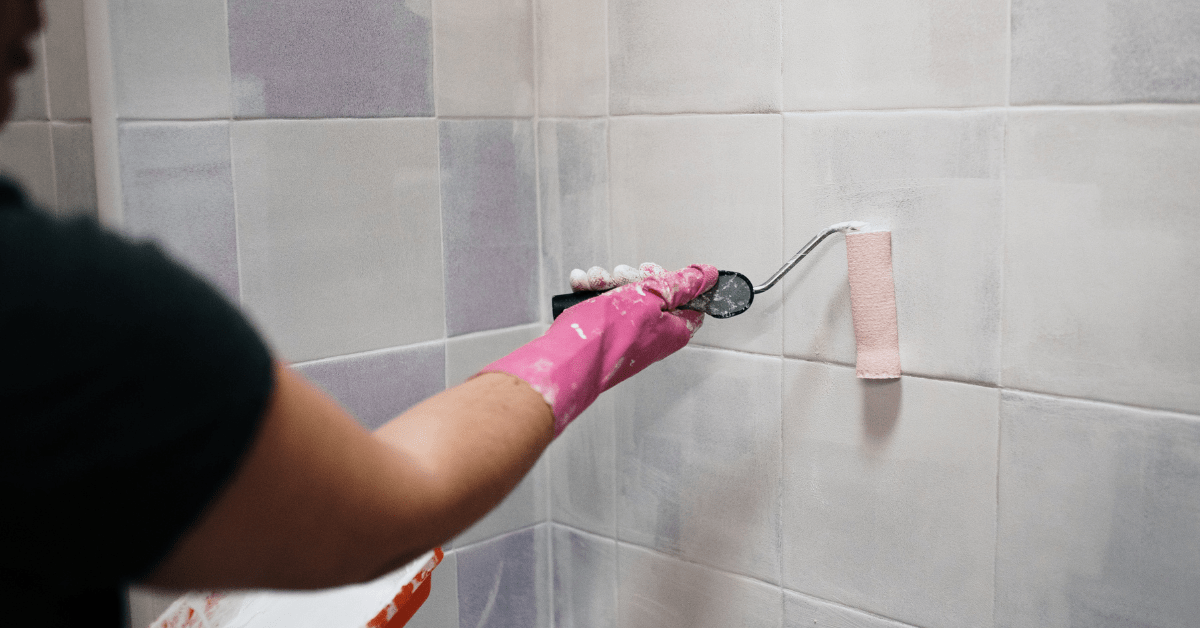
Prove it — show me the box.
[478,264,719,436]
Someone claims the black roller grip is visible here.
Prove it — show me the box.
[551,289,608,319]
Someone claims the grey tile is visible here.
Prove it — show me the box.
[127,586,178,628]
[0,121,55,209]
[997,392,1200,628]
[457,526,550,628]
[50,122,97,219]
[455,456,548,548]
[440,120,539,337]
[43,0,91,120]
[434,0,534,117]
[617,543,782,628]
[407,551,459,628]
[1011,0,1200,105]
[549,394,615,537]
[784,590,919,628]
[108,0,232,118]
[781,360,998,628]
[1003,109,1200,414]
[616,347,782,583]
[233,118,444,362]
[445,324,544,387]
[537,0,607,116]
[294,341,445,431]
[552,526,616,628]
[11,36,48,121]
[118,121,239,301]
[538,119,609,318]
[228,0,433,118]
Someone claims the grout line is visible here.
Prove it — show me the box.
[289,337,447,369]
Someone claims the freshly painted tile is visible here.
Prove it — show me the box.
[445,324,544,387]
[228,0,433,118]
[781,360,997,628]
[293,341,445,431]
[782,0,1008,110]
[782,111,1005,385]
[457,526,550,628]
[0,121,55,208]
[118,121,238,300]
[108,0,232,118]
[11,36,47,121]
[539,119,609,317]
[455,457,548,547]
[1011,0,1200,105]
[549,394,615,536]
[1004,109,1200,414]
[617,543,782,628]
[406,551,459,628]
[609,115,783,354]
[784,590,919,628]
[616,347,782,583]
[234,119,444,362]
[434,0,533,117]
[127,586,178,628]
[50,122,97,218]
[440,120,539,336]
[537,0,606,116]
[552,526,616,628]
[609,0,780,114]
[997,392,1200,628]
[43,0,90,120]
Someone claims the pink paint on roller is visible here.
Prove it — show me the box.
[845,231,901,379]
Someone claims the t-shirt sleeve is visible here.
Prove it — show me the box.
[0,206,274,589]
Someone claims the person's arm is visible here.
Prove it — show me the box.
[143,366,552,590]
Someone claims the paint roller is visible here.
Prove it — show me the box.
[550,221,901,379]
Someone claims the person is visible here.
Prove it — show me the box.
[0,1,717,625]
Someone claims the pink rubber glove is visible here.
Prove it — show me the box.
[478,264,719,436]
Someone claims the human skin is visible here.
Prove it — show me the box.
[0,0,42,125]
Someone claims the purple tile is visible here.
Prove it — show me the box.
[440,120,539,336]
[294,341,445,431]
[228,0,433,118]
[457,526,549,628]
[118,121,239,301]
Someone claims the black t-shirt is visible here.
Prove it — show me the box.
[0,178,274,627]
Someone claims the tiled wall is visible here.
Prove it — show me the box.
[6,1,1195,627]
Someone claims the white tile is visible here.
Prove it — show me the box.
[616,347,782,583]
[406,551,459,628]
[445,324,545,386]
[1011,0,1200,105]
[617,543,782,628]
[455,457,548,547]
[44,0,91,120]
[609,114,783,355]
[1003,109,1200,414]
[997,392,1200,628]
[549,394,615,536]
[108,0,232,118]
[782,111,1005,385]
[784,590,920,628]
[781,360,997,628]
[0,121,55,208]
[233,119,444,362]
[782,0,1008,110]
[127,586,179,628]
[457,526,550,628]
[50,122,96,218]
[434,0,534,117]
[552,526,617,628]
[11,36,48,121]
[537,0,607,116]
[609,0,780,114]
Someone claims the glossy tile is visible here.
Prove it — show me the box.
[1011,0,1200,104]
[1004,109,1200,414]
[440,120,539,336]
[784,590,919,628]
[234,118,444,362]
[617,543,782,628]
[434,0,534,117]
[997,392,1200,628]
[609,114,783,354]
[228,0,433,118]
[781,360,997,628]
[406,551,459,628]
[538,119,609,318]
[50,122,97,218]
[445,324,544,387]
[293,341,446,431]
[455,457,548,547]
[609,0,780,114]
[108,0,232,118]
[537,0,607,116]
[552,526,616,628]
[0,121,55,208]
[43,0,90,120]
[457,526,550,628]
[616,347,782,583]
[782,111,1005,385]
[782,0,1008,110]
[11,36,47,121]
[118,121,238,300]
[549,394,615,536]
